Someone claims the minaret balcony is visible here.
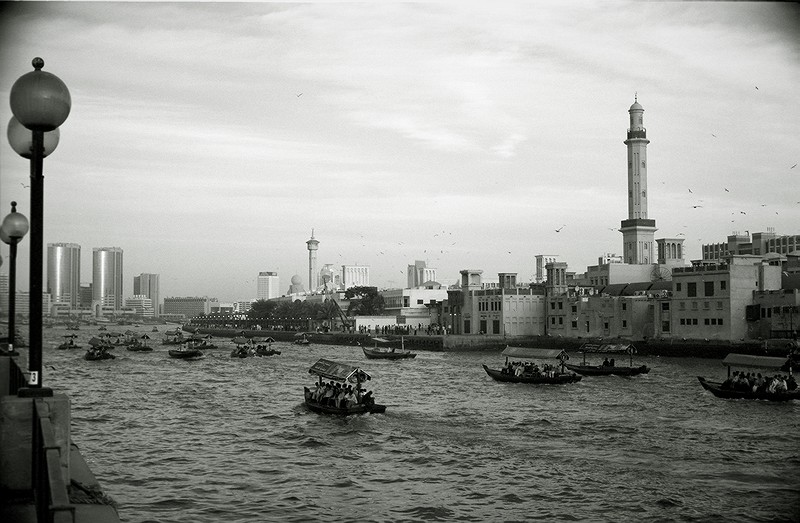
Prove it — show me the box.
[626,129,647,139]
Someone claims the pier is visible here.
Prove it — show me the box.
[0,347,120,523]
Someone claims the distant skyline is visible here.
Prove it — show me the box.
[1,2,798,302]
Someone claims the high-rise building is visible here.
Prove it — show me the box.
[163,296,218,318]
[93,247,123,310]
[342,264,369,290]
[620,96,657,264]
[257,271,279,300]
[47,243,81,308]
[306,230,319,293]
[125,295,154,317]
[133,273,160,316]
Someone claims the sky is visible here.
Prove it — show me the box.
[1,1,799,303]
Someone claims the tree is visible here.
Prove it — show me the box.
[345,286,385,316]
[248,299,277,320]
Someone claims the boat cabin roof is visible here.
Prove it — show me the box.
[722,353,790,369]
[308,358,371,383]
[371,337,392,344]
[577,342,636,354]
[501,346,569,361]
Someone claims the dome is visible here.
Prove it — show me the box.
[629,101,643,111]
[291,274,302,285]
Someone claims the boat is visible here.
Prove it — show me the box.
[168,341,205,360]
[294,332,312,345]
[230,336,281,357]
[254,337,280,356]
[697,353,798,401]
[161,328,185,345]
[151,326,159,333]
[565,342,650,376]
[483,346,582,384]
[126,334,153,352]
[56,334,81,350]
[84,339,115,361]
[304,358,386,415]
[362,336,416,360]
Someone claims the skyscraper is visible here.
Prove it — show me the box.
[256,271,279,300]
[620,96,657,264]
[93,247,123,310]
[133,273,160,316]
[47,242,81,308]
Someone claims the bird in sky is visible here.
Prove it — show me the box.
[692,205,703,208]
[740,211,747,215]
[755,86,759,90]
[296,93,303,97]
[724,188,729,192]
[791,163,797,169]
[711,133,717,138]
[555,225,566,232]
[688,188,693,193]
[21,182,29,188]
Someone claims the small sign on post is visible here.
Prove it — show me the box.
[29,370,39,385]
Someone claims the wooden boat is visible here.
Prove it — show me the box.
[151,326,159,333]
[362,336,416,360]
[294,332,312,345]
[565,342,650,376]
[484,346,582,384]
[84,347,115,361]
[56,334,81,350]
[304,358,386,415]
[697,353,798,401]
[126,334,153,352]
[168,341,204,360]
[162,328,185,345]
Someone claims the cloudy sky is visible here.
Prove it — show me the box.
[1,1,798,302]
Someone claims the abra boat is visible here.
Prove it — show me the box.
[56,334,81,350]
[126,334,153,352]
[84,344,115,361]
[697,353,798,401]
[565,342,650,376]
[484,346,581,384]
[168,341,205,360]
[362,336,416,360]
[161,328,185,345]
[294,332,312,345]
[304,358,386,415]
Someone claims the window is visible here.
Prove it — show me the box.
[711,318,717,325]
[493,320,500,334]
[464,320,470,333]
[417,299,424,305]
[550,302,556,310]
[704,318,710,325]
[622,320,627,328]
[661,321,670,332]
[704,281,714,297]
[676,282,682,292]
[622,303,627,311]
[551,317,556,325]
[558,317,563,325]
[719,318,724,325]
[717,301,723,310]
[693,318,699,325]
[480,320,487,333]
[572,305,577,313]
[720,281,727,291]
[571,321,578,328]
[680,318,686,325]
[661,302,670,311]
[558,302,563,310]
[687,282,697,297]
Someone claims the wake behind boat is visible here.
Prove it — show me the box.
[362,336,416,360]
[304,358,386,415]
[565,342,650,376]
[484,346,581,385]
[697,353,798,401]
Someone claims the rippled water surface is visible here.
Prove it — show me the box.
[37,326,800,522]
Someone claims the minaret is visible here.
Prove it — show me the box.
[620,95,657,264]
[306,229,319,293]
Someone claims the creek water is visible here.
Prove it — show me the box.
[36,325,800,522]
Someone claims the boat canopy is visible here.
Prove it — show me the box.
[578,342,636,354]
[87,337,107,347]
[254,337,275,343]
[501,346,569,361]
[308,358,371,383]
[232,336,250,345]
[295,332,312,338]
[371,337,392,344]
[722,354,790,369]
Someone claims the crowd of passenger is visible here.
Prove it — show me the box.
[500,360,560,378]
[308,381,375,409]
[357,323,448,336]
[720,371,797,394]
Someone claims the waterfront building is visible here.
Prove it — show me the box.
[124,295,154,317]
[286,274,305,295]
[133,273,160,317]
[79,282,93,308]
[47,242,81,309]
[8,291,51,318]
[407,260,437,288]
[342,264,370,290]
[701,229,800,261]
[92,247,124,312]
[257,271,279,300]
[306,230,319,293]
[380,282,448,328]
[656,255,782,341]
[233,301,253,314]
[163,296,218,318]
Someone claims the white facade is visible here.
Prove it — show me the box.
[534,254,558,283]
[342,265,370,289]
[257,271,279,300]
[125,295,154,317]
[93,247,124,310]
[47,243,81,308]
[133,273,160,317]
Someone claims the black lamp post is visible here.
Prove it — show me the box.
[1,202,29,354]
[8,57,70,394]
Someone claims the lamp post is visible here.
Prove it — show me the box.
[8,57,70,395]
[1,202,29,353]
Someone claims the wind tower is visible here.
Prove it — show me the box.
[620,95,657,264]
[306,229,319,293]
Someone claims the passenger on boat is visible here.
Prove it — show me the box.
[602,358,610,367]
[609,358,615,367]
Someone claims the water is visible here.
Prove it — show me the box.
[36,325,800,522]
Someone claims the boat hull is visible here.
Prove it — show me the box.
[303,388,385,415]
[84,351,115,361]
[697,376,799,401]
[362,347,416,360]
[483,365,581,384]
[168,349,204,360]
[565,364,650,376]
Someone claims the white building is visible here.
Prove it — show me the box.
[342,264,370,289]
[125,295,154,317]
[257,271,279,300]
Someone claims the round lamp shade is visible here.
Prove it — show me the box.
[0,204,29,244]
[9,58,71,132]
[7,116,60,159]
